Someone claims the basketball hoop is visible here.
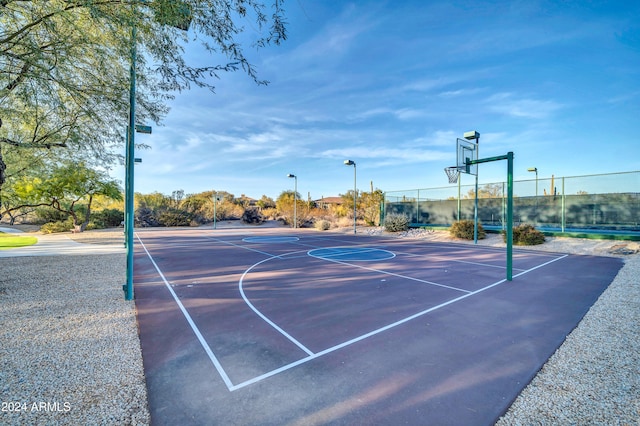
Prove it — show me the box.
[444,166,460,184]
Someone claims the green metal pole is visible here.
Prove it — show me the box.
[474,174,479,244]
[416,190,419,225]
[506,152,513,281]
[473,136,480,244]
[502,182,506,230]
[457,175,461,221]
[469,152,513,281]
[124,15,136,301]
[561,177,566,232]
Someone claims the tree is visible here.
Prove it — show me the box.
[339,190,360,218]
[359,189,384,226]
[0,142,53,223]
[256,195,276,209]
[466,183,504,199]
[9,161,122,231]
[1,1,287,195]
[276,190,306,227]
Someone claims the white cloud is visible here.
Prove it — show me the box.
[486,93,563,119]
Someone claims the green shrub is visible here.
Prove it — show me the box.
[35,207,68,224]
[384,213,410,232]
[505,224,545,245]
[92,208,124,228]
[261,207,278,220]
[156,209,193,227]
[450,220,485,240]
[242,207,264,224]
[40,219,74,234]
[135,207,159,227]
[314,219,331,231]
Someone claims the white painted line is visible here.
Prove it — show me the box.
[205,234,282,258]
[238,255,315,357]
[308,247,396,262]
[229,251,571,390]
[310,252,472,294]
[136,234,236,391]
[138,231,571,393]
[242,236,300,243]
[512,253,569,278]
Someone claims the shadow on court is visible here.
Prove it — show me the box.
[133,228,623,425]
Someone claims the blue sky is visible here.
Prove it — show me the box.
[120,0,639,200]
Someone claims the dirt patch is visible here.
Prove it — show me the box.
[67,228,124,245]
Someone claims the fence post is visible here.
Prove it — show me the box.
[416,190,420,225]
[561,177,566,232]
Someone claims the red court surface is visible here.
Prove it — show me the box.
[133,227,623,425]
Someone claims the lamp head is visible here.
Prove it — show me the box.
[463,130,480,141]
[527,167,537,173]
[344,160,355,166]
[287,173,296,178]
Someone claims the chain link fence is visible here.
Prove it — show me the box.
[384,171,640,233]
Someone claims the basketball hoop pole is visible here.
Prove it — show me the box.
[468,151,514,281]
[463,131,480,244]
[457,171,461,221]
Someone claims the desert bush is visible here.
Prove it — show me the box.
[384,213,410,232]
[92,208,124,228]
[314,219,331,231]
[135,207,159,227]
[242,207,264,224]
[336,216,355,228]
[505,224,545,245]
[156,209,193,227]
[261,207,278,220]
[450,219,485,240]
[35,207,68,224]
[40,218,74,233]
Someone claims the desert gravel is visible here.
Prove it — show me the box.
[1,227,638,425]
[0,251,149,425]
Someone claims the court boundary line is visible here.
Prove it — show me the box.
[230,252,569,391]
[305,249,473,293]
[137,231,569,392]
[308,246,396,262]
[238,254,315,357]
[136,234,235,390]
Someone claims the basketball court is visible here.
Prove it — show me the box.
[133,226,623,425]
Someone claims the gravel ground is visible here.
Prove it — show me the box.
[1,226,638,425]
[0,253,148,425]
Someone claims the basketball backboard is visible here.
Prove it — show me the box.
[456,138,478,175]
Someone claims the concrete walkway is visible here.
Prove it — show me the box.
[0,227,125,257]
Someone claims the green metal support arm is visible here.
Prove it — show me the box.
[467,152,514,281]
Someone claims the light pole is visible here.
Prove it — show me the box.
[528,167,538,198]
[213,192,218,229]
[287,174,297,228]
[463,131,480,244]
[123,5,189,300]
[123,7,139,301]
[528,167,539,219]
[344,160,357,234]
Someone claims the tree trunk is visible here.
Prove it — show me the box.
[80,194,93,232]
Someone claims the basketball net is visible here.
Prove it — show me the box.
[444,166,460,184]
